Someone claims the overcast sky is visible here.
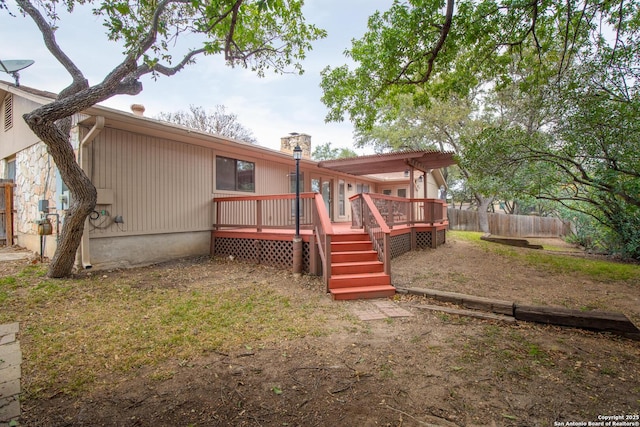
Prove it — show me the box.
[1,1,390,152]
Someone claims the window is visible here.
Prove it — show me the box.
[216,156,255,192]
[356,183,370,194]
[311,178,320,193]
[3,94,13,132]
[382,189,392,196]
[338,180,345,216]
[397,188,407,198]
[6,158,16,181]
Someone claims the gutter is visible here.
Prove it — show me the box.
[78,116,105,269]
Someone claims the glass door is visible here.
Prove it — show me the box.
[321,180,333,221]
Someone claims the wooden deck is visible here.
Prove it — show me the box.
[211,193,448,300]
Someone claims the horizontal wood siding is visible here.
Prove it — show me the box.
[90,127,213,237]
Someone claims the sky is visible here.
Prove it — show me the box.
[1,1,391,153]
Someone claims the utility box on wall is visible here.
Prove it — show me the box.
[96,188,114,205]
[38,199,49,212]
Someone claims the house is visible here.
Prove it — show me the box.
[1,81,455,298]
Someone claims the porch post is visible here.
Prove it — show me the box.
[423,171,427,198]
[292,145,303,276]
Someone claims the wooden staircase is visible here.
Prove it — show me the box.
[328,231,395,300]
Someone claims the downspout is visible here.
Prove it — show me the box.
[78,116,105,269]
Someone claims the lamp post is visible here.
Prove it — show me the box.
[292,144,303,276]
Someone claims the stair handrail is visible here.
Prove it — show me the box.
[312,193,334,289]
[360,193,391,276]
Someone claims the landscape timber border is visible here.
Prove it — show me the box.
[396,287,640,341]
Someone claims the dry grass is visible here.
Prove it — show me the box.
[0,258,339,398]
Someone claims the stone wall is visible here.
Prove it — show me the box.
[14,142,58,235]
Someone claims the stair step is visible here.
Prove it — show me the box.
[331,250,379,263]
[331,241,373,252]
[329,272,391,289]
[330,285,396,301]
[331,261,384,275]
[332,233,370,242]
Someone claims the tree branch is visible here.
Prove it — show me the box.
[15,0,88,95]
[387,0,455,86]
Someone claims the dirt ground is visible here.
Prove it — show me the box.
[5,236,640,427]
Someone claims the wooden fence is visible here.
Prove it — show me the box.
[447,208,570,237]
[0,180,15,246]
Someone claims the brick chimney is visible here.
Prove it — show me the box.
[280,133,311,159]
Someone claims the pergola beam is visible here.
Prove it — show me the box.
[318,150,456,176]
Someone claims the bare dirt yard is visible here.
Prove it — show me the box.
[2,233,639,427]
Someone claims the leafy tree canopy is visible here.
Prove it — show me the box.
[321,0,637,130]
[311,142,357,161]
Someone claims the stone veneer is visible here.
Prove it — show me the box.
[14,142,58,235]
[10,126,80,256]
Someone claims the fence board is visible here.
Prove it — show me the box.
[447,208,569,238]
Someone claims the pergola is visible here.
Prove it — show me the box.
[317,150,457,198]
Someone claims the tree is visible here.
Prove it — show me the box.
[351,93,504,231]
[157,105,257,144]
[311,142,357,161]
[10,0,325,278]
[320,0,628,127]
[320,0,640,246]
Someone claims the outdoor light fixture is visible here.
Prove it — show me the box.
[292,144,303,275]
[293,145,302,237]
[293,144,302,161]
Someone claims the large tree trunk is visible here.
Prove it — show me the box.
[475,194,494,234]
[23,114,96,278]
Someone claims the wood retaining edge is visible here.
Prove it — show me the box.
[480,234,544,249]
[398,287,515,316]
[396,287,640,340]
[409,304,517,323]
[514,305,640,340]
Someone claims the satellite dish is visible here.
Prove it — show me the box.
[0,59,35,87]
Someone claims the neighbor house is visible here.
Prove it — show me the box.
[1,81,455,299]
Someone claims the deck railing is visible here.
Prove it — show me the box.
[213,193,316,231]
[360,194,392,276]
[213,193,335,287]
[312,193,333,289]
[350,193,448,276]
[351,193,447,229]
[213,192,448,287]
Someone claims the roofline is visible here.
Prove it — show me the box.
[319,149,455,163]
[80,103,321,166]
[0,80,57,104]
[2,81,452,185]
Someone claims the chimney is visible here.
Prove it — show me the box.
[130,104,145,116]
[280,133,311,159]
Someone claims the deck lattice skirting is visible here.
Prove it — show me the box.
[213,236,312,272]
